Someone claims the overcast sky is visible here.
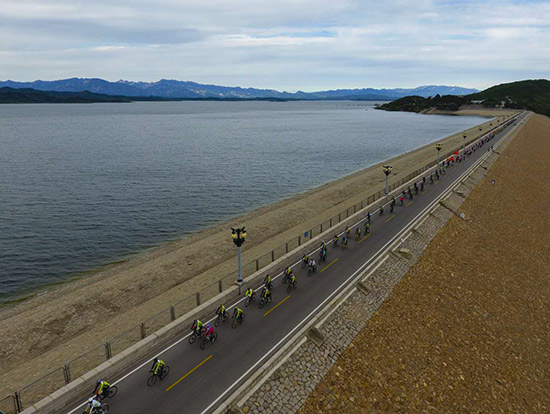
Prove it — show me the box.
[1,0,549,91]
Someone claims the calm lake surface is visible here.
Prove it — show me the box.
[0,101,486,303]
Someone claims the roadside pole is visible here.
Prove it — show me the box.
[231,227,246,284]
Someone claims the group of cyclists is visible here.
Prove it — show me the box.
[82,123,510,414]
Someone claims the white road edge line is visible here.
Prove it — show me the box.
[65,114,522,414]
[199,140,500,414]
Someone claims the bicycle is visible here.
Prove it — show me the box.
[258,294,272,309]
[307,265,317,277]
[244,291,256,307]
[96,386,117,402]
[282,271,292,284]
[341,238,348,250]
[147,365,170,387]
[319,250,327,263]
[83,405,109,414]
[214,310,228,327]
[200,332,218,350]
[355,230,361,241]
[232,312,245,329]
[286,278,297,293]
[189,328,202,344]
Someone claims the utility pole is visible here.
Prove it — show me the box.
[231,227,247,284]
[382,165,392,198]
[435,144,443,165]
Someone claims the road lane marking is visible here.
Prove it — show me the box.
[201,145,500,414]
[406,200,414,207]
[385,214,395,223]
[421,189,427,194]
[264,295,291,317]
[166,355,213,392]
[358,234,371,244]
[65,114,523,414]
[320,258,339,273]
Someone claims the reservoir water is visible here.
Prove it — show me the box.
[0,101,485,303]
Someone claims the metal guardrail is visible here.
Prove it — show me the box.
[7,114,520,411]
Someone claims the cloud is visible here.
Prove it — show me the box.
[0,0,549,90]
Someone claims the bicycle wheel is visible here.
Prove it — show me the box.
[301,261,306,269]
[286,284,292,293]
[211,332,218,344]
[107,386,117,398]
[214,316,221,327]
[200,339,208,350]
[102,404,109,414]
[147,374,157,387]
[258,298,265,309]
[189,333,197,344]
[245,297,251,307]
[307,268,312,277]
[231,318,238,329]
[162,365,170,378]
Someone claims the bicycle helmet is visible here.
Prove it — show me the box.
[88,398,94,403]
[96,379,101,384]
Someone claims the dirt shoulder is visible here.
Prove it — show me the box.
[0,110,516,398]
[299,113,550,413]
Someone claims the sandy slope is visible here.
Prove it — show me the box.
[299,113,550,413]
[0,110,516,398]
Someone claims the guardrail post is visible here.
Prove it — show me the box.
[170,305,176,321]
[256,259,259,271]
[195,292,201,307]
[298,235,301,246]
[104,342,112,360]
[15,392,22,412]
[361,200,364,209]
[320,223,323,232]
[140,323,147,339]
[338,212,341,222]
[309,229,313,239]
[63,363,71,384]
[285,242,288,253]
[271,250,275,262]
[329,218,332,227]
[354,205,356,213]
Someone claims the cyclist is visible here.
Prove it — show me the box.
[332,234,339,246]
[203,322,215,339]
[233,306,244,321]
[302,253,310,266]
[355,227,361,239]
[191,319,203,336]
[245,287,255,300]
[319,248,327,261]
[264,274,272,289]
[400,194,404,206]
[345,226,351,237]
[260,286,272,304]
[379,205,384,216]
[365,221,370,234]
[150,357,166,380]
[284,266,292,277]
[342,235,348,247]
[289,272,296,286]
[390,199,395,213]
[216,304,226,318]
[320,240,327,250]
[93,379,111,400]
[366,212,371,223]
[308,258,317,272]
[85,397,103,414]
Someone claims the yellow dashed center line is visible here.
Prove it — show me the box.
[385,214,395,223]
[166,355,213,391]
[359,233,371,244]
[320,258,339,273]
[421,189,427,194]
[406,200,414,207]
[263,295,291,317]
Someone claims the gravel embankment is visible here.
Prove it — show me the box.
[299,113,550,414]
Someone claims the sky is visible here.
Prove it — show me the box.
[0,0,549,91]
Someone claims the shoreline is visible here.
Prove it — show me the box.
[0,108,501,308]
[0,109,517,399]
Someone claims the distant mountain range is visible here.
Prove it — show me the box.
[0,78,478,100]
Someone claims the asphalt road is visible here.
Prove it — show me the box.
[68,113,525,414]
